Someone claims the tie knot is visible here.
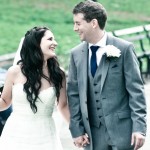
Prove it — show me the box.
[90,45,99,53]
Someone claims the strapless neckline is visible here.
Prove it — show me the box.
[13,83,55,95]
[0,82,63,150]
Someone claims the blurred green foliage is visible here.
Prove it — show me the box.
[0,0,149,69]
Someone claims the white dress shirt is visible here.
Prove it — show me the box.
[88,32,107,67]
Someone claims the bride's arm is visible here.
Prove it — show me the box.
[57,74,70,123]
[0,66,17,111]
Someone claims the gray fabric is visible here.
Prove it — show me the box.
[67,34,147,150]
[90,125,112,150]
[88,60,105,127]
[91,125,134,150]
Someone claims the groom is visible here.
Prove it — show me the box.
[67,1,147,150]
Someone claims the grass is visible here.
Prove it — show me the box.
[0,0,150,69]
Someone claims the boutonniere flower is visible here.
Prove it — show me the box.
[102,45,121,58]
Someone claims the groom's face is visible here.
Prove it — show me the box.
[73,13,93,43]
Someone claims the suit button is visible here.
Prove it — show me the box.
[86,117,89,120]
[96,100,99,102]
[95,91,98,94]
[93,83,97,86]
[97,108,100,110]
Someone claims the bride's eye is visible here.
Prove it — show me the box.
[48,37,53,41]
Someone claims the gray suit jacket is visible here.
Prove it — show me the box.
[67,34,147,150]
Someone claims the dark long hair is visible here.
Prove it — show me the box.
[18,26,64,113]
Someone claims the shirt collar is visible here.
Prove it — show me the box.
[88,31,107,49]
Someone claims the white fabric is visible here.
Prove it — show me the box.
[0,84,63,150]
[13,37,24,66]
[88,32,107,66]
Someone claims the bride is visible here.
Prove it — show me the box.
[0,26,70,150]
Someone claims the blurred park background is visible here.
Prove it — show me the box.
[0,0,150,70]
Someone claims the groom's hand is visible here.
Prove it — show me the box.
[131,132,145,150]
[73,133,90,148]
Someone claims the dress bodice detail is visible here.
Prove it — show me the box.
[0,83,63,150]
[12,83,56,117]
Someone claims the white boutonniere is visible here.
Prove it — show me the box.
[102,45,121,58]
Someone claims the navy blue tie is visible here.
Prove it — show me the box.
[90,45,99,77]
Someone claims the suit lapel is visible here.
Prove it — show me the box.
[100,34,114,92]
[80,42,88,94]
[100,55,110,91]
[78,34,115,93]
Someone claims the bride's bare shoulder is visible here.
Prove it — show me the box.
[7,65,22,76]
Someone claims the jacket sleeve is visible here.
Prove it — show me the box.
[123,44,147,135]
[67,52,85,138]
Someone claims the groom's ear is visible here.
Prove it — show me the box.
[91,19,98,29]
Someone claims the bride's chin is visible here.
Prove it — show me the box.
[48,54,56,59]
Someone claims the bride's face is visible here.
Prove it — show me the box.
[40,30,58,60]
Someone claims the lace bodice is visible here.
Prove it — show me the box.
[12,84,56,117]
[0,83,63,150]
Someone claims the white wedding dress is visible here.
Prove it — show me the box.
[0,83,63,150]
